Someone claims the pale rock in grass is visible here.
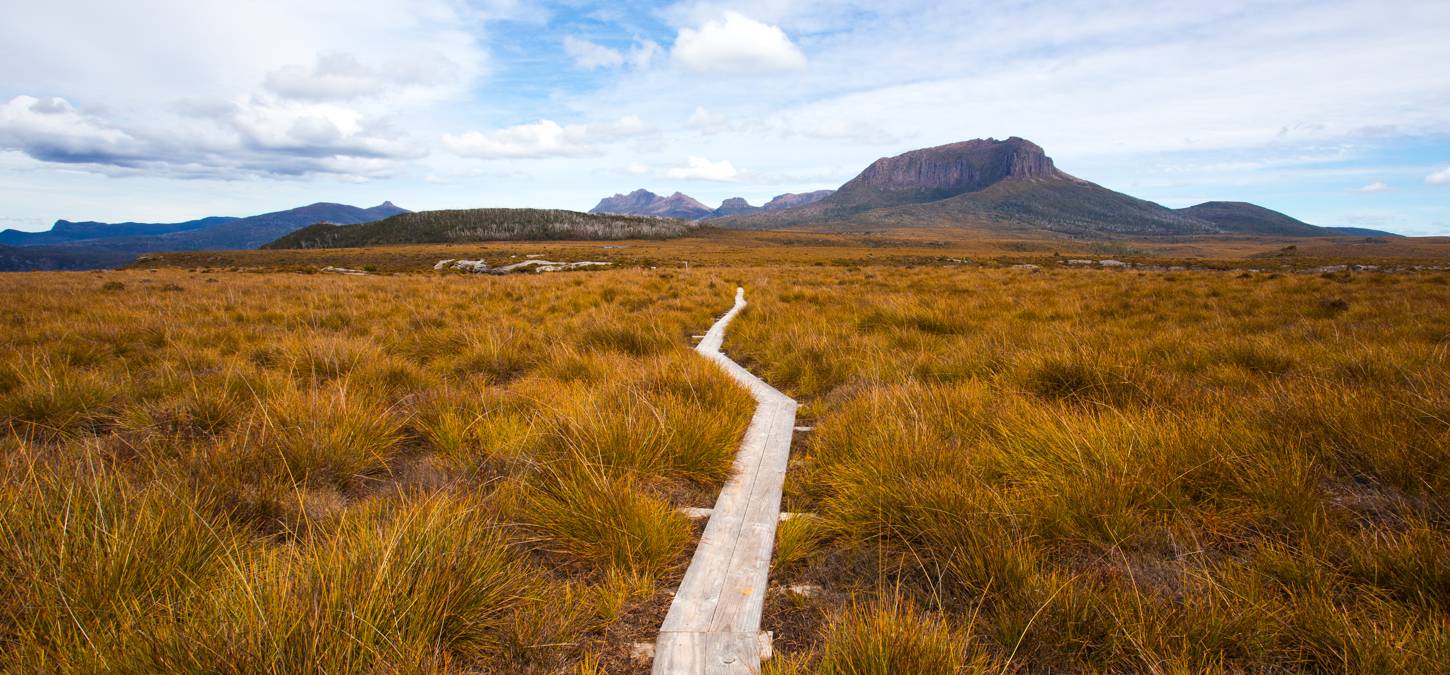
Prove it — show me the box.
[490,260,611,274]
[1098,259,1128,267]
[785,584,822,598]
[437,259,490,272]
[432,259,455,270]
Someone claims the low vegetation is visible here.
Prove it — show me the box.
[0,268,751,672]
[4,254,1448,673]
[735,266,1450,672]
[267,208,695,249]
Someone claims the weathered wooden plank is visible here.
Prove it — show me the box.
[653,287,797,675]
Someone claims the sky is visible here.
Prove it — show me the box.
[1,0,1448,235]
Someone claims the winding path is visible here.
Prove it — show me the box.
[653,287,798,674]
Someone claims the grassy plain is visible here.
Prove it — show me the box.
[3,232,1449,673]
[0,268,753,672]
[730,265,1450,672]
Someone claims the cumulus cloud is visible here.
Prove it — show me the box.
[1427,167,1450,185]
[663,156,739,181]
[1354,180,1389,193]
[671,12,806,74]
[443,115,650,159]
[0,95,146,165]
[0,93,422,179]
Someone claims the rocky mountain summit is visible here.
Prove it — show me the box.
[839,136,1066,204]
[590,188,835,220]
[590,190,713,220]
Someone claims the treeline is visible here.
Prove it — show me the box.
[265,208,696,249]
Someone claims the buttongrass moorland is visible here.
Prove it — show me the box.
[0,268,752,673]
[3,259,1448,673]
[726,265,1450,673]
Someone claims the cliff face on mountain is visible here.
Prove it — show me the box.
[839,137,1064,201]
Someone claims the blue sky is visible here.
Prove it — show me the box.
[1,0,1448,235]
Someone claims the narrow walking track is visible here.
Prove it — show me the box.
[653,287,798,674]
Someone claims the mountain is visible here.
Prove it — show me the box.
[591,189,837,220]
[0,216,238,247]
[714,137,1213,236]
[710,198,761,218]
[762,190,834,211]
[1176,201,1398,237]
[712,138,1386,238]
[0,201,408,271]
[591,190,713,219]
[266,208,695,249]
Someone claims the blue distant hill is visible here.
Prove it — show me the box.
[0,201,408,271]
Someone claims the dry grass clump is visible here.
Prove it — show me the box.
[737,266,1450,671]
[767,599,991,674]
[0,267,753,672]
[156,492,546,673]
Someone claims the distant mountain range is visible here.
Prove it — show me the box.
[595,138,1397,239]
[1,136,1405,273]
[267,209,694,249]
[590,189,835,220]
[0,202,408,271]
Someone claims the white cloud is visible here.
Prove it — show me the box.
[0,95,146,165]
[780,116,900,144]
[443,120,592,158]
[1427,167,1450,185]
[687,106,730,132]
[443,116,650,159]
[0,93,422,179]
[264,51,461,102]
[626,162,651,174]
[663,156,739,181]
[1354,180,1389,192]
[564,37,661,70]
[630,40,662,68]
[563,37,625,70]
[671,12,806,74]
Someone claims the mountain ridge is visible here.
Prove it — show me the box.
[0,201,408,271]
[589,188,835,220]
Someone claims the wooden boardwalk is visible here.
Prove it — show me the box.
[653,287,798,674]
